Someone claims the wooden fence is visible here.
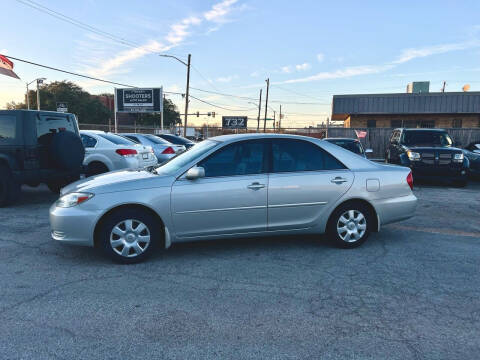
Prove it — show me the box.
[79,123,480,159]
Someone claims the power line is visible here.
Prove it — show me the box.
[189,95,257,112]
[4,55,182,95]
[190,87,258,101]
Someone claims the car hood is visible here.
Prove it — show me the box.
[407,146,463,153]
[61,169,174,195]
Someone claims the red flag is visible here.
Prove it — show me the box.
[0,55,20,79]
[355,130,367,139]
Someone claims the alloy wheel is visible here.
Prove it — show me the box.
[110,219,151,258]
[337,210,367,243]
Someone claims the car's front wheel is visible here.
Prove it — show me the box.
[98,208,161,264]
[327,202,372,248]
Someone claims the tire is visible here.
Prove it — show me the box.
[327,202,373,249]
[49,132,85,171]
[0,165,21,207]
[98,208,161,264]
[86,162,109,177]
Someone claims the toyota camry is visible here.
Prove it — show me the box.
[50,134,417,263]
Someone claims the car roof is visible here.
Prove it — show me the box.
[324,138,359,142]
[395,128,447,132]
[209,133,322,143]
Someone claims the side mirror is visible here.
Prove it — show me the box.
[185,166,205,180]
[365,149,373,154]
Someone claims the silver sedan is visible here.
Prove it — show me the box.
[50,134,417,264]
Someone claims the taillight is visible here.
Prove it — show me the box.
[116,149,137,157]
[162,147,175,154]
[406,171,413,190]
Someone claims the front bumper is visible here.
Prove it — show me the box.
[49,202,100,246]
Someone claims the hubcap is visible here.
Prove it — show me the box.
[110,219,151,258]
[337,210,367,243]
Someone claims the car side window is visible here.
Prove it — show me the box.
[81,134,97,148]
[124,135,140,143]
[198,140,266,177]
[272,139,345,173]
[0,115,16,141]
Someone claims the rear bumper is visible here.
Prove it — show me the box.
[372,194,417,229]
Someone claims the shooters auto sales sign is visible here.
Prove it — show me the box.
[115,87,163,113]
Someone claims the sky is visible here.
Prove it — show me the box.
[2,0,480,127]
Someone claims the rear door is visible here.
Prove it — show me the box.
[267,139,354,231]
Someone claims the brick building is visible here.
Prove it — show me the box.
[331,92,480,128]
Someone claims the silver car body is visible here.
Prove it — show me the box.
[119,133,185,163]
[80,130,158,171]
[50,134,417,247]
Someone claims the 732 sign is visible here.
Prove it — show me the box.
[222,116,248,129]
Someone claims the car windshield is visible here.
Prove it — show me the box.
[143,134,170,145]
[328,140,364,155]
[160,134,192,145]
[402,131,453,147]
[155,139,220,175]
[97,133,136,145]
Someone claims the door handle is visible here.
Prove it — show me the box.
[330,177,348,184]
[247,182,265,190]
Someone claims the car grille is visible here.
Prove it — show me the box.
[419,151,454,166]
[421,152,434,165]
[439,153,452,165]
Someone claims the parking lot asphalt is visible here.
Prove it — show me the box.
[0,183,479,360]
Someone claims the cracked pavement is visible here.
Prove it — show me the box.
[0,183,479,359]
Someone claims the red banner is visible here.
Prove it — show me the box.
[0,54,20,79]
[355,130,367,139]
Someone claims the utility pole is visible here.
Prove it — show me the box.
[441,81,446,93]
[256,89,262,132]
[183,54,191,138]
[36,80,41,110]
[279,105,282,131]
[263,78,270,133]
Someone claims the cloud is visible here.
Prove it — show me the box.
[81,0,242,80]
[278,40,480,84]
[165,16,202,45]
[280,66,292,73]
[281,64,394,84]
[316,53,324,62]
[204,0,238,23]
[392,40,480,64]
[295,63,311,71]
[216,75,238,82]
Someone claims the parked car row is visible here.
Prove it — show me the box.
[0,110,194,206]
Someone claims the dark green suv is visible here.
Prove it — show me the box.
[0,110,85,206]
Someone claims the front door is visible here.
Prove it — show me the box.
[267,139,353,230]
[171,139,269,239]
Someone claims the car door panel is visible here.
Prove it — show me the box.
[171,175,268,238]
[268,170,353,230]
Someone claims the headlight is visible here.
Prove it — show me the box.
[407,151,421,161]
[453,153,464,161]
[57,192,94,208]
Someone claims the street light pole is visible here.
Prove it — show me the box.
[183,54,191,138]
[26,83,30,110]
[263,78,270,133]
[256,89,262,133]
[36,80,41,110]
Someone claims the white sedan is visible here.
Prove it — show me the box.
[80,130,158,176]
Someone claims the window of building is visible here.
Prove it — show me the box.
[391,120,403,128]
[452,119,462,128]
[419,121,435,128]
[367,120,376,128]
[271,139,345,173]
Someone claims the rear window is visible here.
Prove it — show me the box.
[328,140,364,155]
[159,134,191,145]
[37,115,76,139]
[98,133,136,145]
[144,134,170,145]
[0,115,16,141]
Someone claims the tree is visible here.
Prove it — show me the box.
[135,98,181,128]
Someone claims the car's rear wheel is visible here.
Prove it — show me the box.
[86,162,109,177]
[327,202,372,248]
[98,208,161,264]
[0,165,20,207]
